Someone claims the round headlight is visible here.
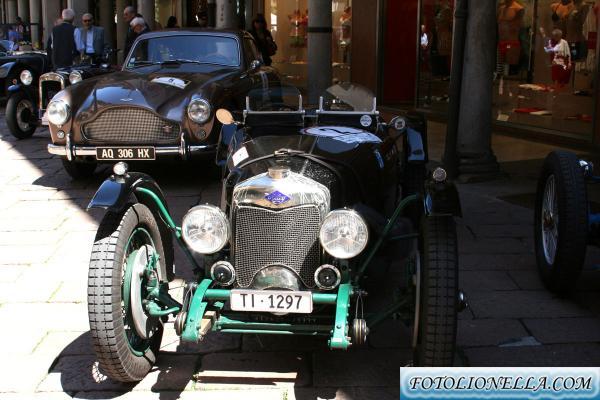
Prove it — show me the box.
[319,210,369,259]
[187,99,211,124]
[69,70,83,85]
[181,205,229,254]
[20,69,32,85]
[47,100,70,126]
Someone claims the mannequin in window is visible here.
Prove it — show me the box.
[288,9,307,48]
[566,0,590,61]
[339,6,352,64]
[544,28,572,88]
[551,0,574,34]
[498,0,525,68]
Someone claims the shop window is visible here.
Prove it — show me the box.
[264,0,352,90]
[417,0,598,140]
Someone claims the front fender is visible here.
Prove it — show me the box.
[423,180,462,217]
[88,171,175,279]
[0,61,16,79]
[8,83,35,98]
[87,172,170,216]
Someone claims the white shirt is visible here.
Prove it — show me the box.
[74,27,95,54]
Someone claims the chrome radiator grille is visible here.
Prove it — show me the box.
[82,108,180,144]
[233,204,322,288]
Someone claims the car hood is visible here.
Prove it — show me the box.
[70,67,238,122]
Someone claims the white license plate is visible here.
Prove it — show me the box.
[230,290,313,313]
[96,146,156,161]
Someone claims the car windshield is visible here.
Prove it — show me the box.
[126,35,240,68]
[246,84,303,112]
[321,83,376,112]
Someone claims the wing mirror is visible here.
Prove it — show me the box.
[216,108,239,125]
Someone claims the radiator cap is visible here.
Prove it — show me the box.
[268,166,290,180]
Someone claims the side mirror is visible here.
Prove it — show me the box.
[249,59,262,71]
[389,116,407,131]
[216,108,236,125]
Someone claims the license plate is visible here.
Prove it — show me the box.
[96,147,155,161]
[230,290,313,313]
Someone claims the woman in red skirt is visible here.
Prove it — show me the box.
[544,29,572,88]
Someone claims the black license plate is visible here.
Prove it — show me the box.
[96,147,156,161]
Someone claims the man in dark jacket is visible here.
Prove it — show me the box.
[51,9,78,68]
[123,6,149,56]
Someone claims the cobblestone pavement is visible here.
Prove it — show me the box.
[1,113,600,399]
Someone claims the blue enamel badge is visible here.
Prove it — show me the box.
[265,190,291,205]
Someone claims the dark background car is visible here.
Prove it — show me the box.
[6,51,119,139]
[46,29,280,179]
[0,44,50,99]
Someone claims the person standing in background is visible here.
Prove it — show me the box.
[74,13,106,62]
[51,9,78,68]
[166,16,179,28]
[123,6,149,56]
[249,14,276,66]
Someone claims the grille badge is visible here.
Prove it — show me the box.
[265,191,290,205]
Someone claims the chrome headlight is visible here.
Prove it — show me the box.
[187,98,211,124]
[319,210,369,259]
[47,100,70,126]
[69,70,83,85]
[20,69,32,85]
[181,205,229,254]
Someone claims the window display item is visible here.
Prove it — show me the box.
[498,0,525,66]
[288,9,307,48]
[551,0,574,33]
[566,0,591,61]
[543,28,572,86]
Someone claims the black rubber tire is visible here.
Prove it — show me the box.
[88,203,166,382]
[61,158,97,180]
[534,151,588,293]
[6,91,36,139]
[414,216,458,367]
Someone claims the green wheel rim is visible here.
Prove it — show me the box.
[122,227,158,357]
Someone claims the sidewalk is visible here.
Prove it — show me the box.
[1,116,600,400]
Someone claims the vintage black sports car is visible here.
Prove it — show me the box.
[6,52,118,139]
[0,44,50,98]
[534,150,593,293]
[85,83,465,382]
[46,29,279,179]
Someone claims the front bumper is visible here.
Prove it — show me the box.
[47,142,216,160]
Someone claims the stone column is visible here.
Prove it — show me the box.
[456,0,499,179]
[307,0,332,105]
[207,0,216,27]
[17,0,29,21]
[116,0,127,63]
[68,0,89,27]
[29,0,41,48]
[244,0,253,30]
[41,0,60,48]
[6,0,18,23]
[98,0,114,50]
[138,0,154,30]
[215,0,235,29]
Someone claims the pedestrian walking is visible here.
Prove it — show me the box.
[74,13,106,62]
[130,17,150,37]
[248,14,276,66]
[51,9,78,68]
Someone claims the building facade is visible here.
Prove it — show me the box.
[1,0,598,144]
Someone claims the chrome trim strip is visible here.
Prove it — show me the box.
[47,144,215,157]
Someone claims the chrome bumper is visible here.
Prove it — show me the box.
[47,143,216,159]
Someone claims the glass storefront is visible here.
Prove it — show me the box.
[416,0,599,141]
[264,0,352,89]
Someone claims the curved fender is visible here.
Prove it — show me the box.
[423,180,462,217]
[0,61,16,79]
[88,171,175,279]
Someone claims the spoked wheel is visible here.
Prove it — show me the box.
[534,151,588,293]
[413,216,458,366]
[6,91,36,139]
[88,203,168,382]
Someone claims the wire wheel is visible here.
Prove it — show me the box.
[541,175,559,265]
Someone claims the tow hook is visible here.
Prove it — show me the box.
[458,290,468,312]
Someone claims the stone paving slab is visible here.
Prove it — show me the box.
[458,319,529,347]
[464,343,600,366]
[523,317,600,344]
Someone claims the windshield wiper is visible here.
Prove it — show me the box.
[159,59,204,65]
[129,60,160,67]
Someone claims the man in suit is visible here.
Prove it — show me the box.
[123,6,150,56]
[74,13,106,62]
[51,9,78,68]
